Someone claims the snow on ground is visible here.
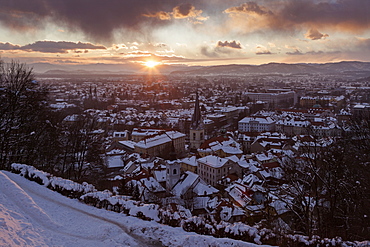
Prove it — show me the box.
[0,171,272,247]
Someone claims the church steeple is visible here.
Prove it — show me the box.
[191,91,203,130]
[189,90,205,151]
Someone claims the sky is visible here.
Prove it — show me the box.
[0,0,370,67]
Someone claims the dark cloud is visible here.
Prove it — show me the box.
[154,43,167,48]
[0,42,21,50]
[286,49,303,55]
[0,0,191,41]
[255,45,273,55]
[256,50,272,55]
[55,59,80,64]
[217,41,242,49]
[201,42,244,58]
[200,46,220,57]
[173,3,197,19]
[225,0,370,33]
[306,51,325,55]
[0,0,49,30]
[0,41,106,53]
[305,28,328,40]
[286,49,333,56]
[22,41,106,53]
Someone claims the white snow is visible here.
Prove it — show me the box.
[0,170,268,247]
[106,155,125,168]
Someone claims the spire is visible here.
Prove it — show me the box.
[191,90,203,130]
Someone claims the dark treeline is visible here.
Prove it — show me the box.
[280,122,370,241]
[0,60,106,185]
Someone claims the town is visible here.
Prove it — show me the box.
[9,66,365,245]
[1,0,370,246]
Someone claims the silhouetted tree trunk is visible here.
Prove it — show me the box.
[0,60,55,169]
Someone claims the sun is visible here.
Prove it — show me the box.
[144,60,160,68]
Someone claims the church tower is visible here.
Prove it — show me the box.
[166,160,181,191]
[189,91,205,151]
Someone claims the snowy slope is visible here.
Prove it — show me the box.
[0,171,271,247]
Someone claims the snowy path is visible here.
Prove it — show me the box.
[0,171,271,247]
[0,171,147,247]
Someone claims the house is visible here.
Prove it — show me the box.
[197,135,243,158]
[180,156,198,174]
[238,117,275,133]
[171,171,218,211]
[126,171,166,203]
[172,171,218,199]
[112,131,129,141]
[134,130,186,159]
[212,199,246,223]
[197,155,237,187]
[225,181,253,208]
[131,128,162,142]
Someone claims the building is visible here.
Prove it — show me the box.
[300,96,330,108]
[189,91,205,150]
[197,155,236,187]
[166,161,181,190]
[243,91,296,108]
[215,106,239,123]
[238,117,275,133]
[275,119,310,136]
[134,130,186,158]
[197,135,243,158]
[131,128,162,142]
[112,131,129,141]
[353,104,370,119]
[180,156,198,174]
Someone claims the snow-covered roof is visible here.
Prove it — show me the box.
[193,182,218,196]
[180,156,197,167]
[172,171,199,197]
[239,117,275,124]
[172,171,218,197]
[153,169,166,183]
[198,155,229,168]
[118,140,136,149]
[106,155,124,168]
[135,131,185,149]
[226,183,252,207]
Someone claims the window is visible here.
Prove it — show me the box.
[193,133,196,140]
[173,169,177,175]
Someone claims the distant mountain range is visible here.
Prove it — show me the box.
[31,62,196,75]
[170,61,370,76]
[31,61,370,77]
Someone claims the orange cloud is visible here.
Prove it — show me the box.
[144,3,207,22]
[305,28,329,40]
[143,11,171,20]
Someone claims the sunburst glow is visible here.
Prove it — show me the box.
[144,61,160,68]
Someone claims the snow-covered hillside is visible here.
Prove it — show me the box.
[0,171,270,247]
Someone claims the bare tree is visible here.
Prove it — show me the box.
[0,60,54,169]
